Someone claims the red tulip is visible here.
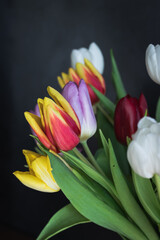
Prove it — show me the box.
[114,94,148,145]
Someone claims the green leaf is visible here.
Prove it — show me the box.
[132,171,160,223]
[96,109,130,175]
[90,85,115,118]
[110,49,126,99]
[95,148,111,178]
[62,150,118,201]
[108,140,159,240]
[37,204,89,240]
[155,97,160,122]
[47,151,148,240]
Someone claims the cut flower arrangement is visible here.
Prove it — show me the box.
[14,43,160,240]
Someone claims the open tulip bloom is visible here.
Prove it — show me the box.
[14,43,160,240]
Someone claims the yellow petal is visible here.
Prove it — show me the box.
[13,171,57,192]
[37,98,45,129]
[62,72,71,84]
[22,149,40,173]
[31,156,60,191]
[24,111,54,150]
[84,58,105,89]
[47,86,80,129]
[57,76,65,88]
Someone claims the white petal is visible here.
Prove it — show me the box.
[137,116,157,130]
[79,48,92,62]
[145,44,160,84]
[71,49,84,69]
[127,141,154,178]
[89,42,104,74]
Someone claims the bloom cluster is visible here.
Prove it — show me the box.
[14,42,160,240]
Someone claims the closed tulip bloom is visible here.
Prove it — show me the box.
[25,88,81,152]
[13,150,60,192]
[58,59,106,104]
[114,94,148,145]
[62,79,97,142]
[145,44,160,84]
[71,42,104,74]
[127,117,160,178]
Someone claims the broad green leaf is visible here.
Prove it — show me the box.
[71,167,123,214]
[96,109,130,175]
[47,151,148,240]
[155,97,160,122]
[132,171,160,223]
[110,49,126,99]
[90,85,115,118]
[108,140,159,240]
[62,150,118,201]
[37,204,90,240]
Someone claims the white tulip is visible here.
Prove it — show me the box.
[145,44,160,84]
[127,116,160,178]
[71,42,104,74]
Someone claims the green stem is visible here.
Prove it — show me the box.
[154,174,160,201]
[81,141,105,177]
[97,103,114,125]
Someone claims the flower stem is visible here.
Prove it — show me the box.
[154,174,160,200]
[97,103,114,125]
[81,141,105,176]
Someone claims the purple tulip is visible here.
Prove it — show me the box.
[62,79,97,142]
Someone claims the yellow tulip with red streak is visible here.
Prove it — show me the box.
[24,88,81,152]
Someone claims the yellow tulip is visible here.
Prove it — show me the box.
[13,150,60,192]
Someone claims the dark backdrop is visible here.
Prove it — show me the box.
[1,0,160,239]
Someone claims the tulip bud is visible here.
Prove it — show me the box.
[13,150,60,192]
[71,42,104,74]
[127,117,160,178]
[62,79,97,142]
[114,94,148,145]
[145,44,160,84]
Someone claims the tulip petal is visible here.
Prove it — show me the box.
[62,81,83,126]
[71,49,85,69]
[138,94,148,118]
[43,98,59,147]
[37,98,45,129]
[47,105,80,151]
[13,171,57,192]
[68,68,81,85]
[31,156,60,191]
[47,86,81,131]
[146,44,160,84]
[84,58,106,92]
[24,112,57,152]
[22,149,40,173]
[114,96,138,144]
[78,80,97,141]
[62,80,97,141]
[89,42,104,74]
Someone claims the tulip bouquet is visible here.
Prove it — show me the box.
[14,43,160,240]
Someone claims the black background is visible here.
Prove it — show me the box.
[1,0,160,239]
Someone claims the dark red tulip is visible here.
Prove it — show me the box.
[114,94,148,145]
